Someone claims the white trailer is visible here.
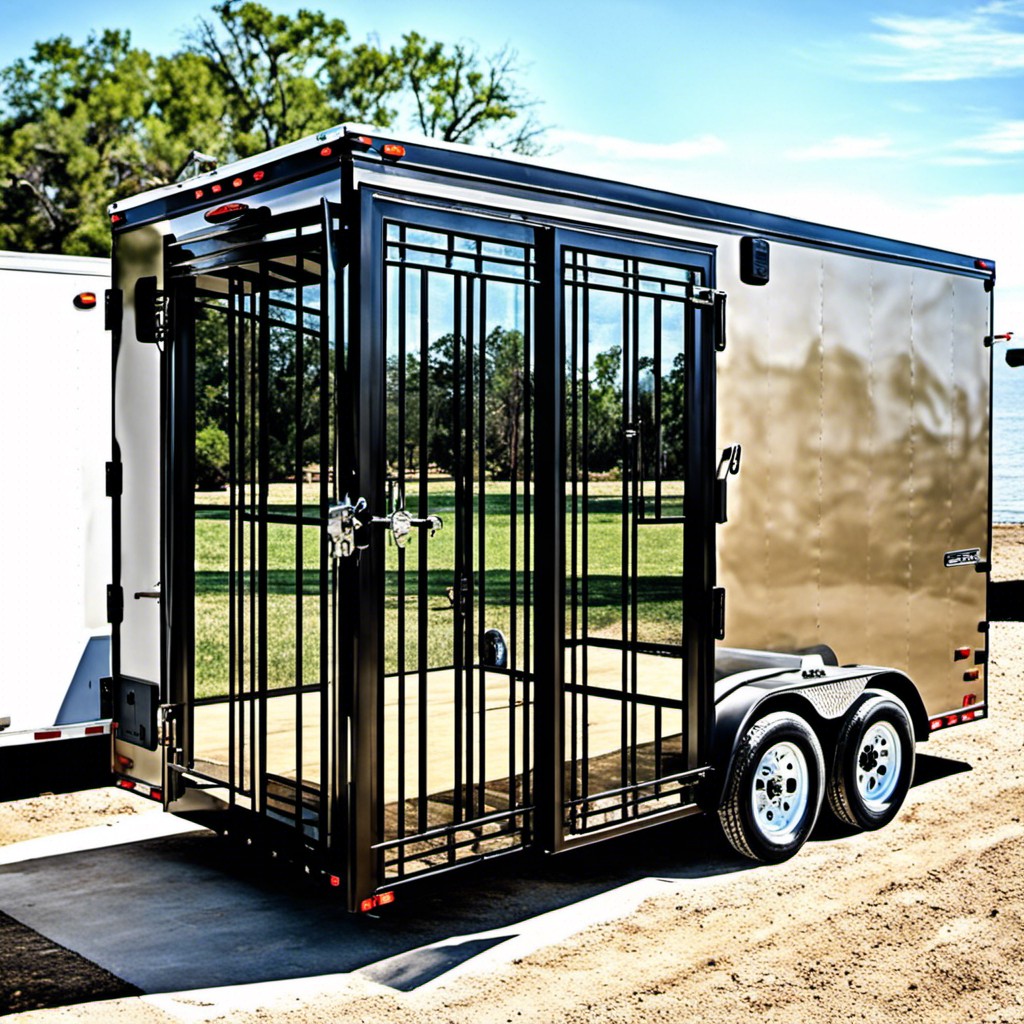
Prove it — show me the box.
[0,251,111,759]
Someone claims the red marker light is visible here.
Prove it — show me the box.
[945,714,959,727]
[205,202,248,223]
[352,135,374,147]
[359,897,375,913]
[232,176,243,188]
[382,143,406,159]
[253,170,265,182]
[110,213,124,224]
[929,718,943,731]
[117,778,137,790]
[194,188,205,199]
[34,730,61,741]
[329,875,341,888]
[377,891,395,906]
[320,145,333,157]
[85,725,105,735]
[963,693,977,707]
[963,668,980,682]
[211,183,223,194]
[73,292,97,310]
[953,647,971,661]
[974,259,993,270]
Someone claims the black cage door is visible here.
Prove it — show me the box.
[544,230,717,846]
[348,197,538,897]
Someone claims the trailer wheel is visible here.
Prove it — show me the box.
[718,711,825,863]
[827,691,915,831]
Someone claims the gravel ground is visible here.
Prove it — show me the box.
[2,526,1022,1024]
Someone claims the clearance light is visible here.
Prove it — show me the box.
[253,170,265,182]
[85,725,105,735]
[194,188,205,199]
[382,143,406,159]
[352,135,374,146]
[975,259,993,271]
[963,693,977,707]
[205,202,248,223]
[34,730,61,741]
[954,647,971,661]
[232,176,244,188]
[377,891,395,906]
[116,754,134,769]
[73,292,97,310]
[359,897,375,913]
[117,778,137,790]
[150,789,163,802]
[930,718,943,731]
[320,145,333,157]
[110,213,124,224]
[211,183,223,194]
[963,669,980,682]
[945,714,959,727]
[329,875,341,888]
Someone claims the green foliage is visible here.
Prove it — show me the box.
[195,425,231,489]
[0,2,545,256]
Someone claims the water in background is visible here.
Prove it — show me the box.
[993,354,1024,522]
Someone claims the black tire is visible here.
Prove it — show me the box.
[827,690,915,831]
[718,711,825,864]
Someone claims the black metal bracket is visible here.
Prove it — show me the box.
[105,460,122,498]
[104,288,123,333]
[106,584,124,625]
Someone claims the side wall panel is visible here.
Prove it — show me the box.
[717,240,990,716]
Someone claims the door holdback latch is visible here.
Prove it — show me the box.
[715,444,742,524]
[328,496,442,559]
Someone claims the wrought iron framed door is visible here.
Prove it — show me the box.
[163,201,343,863]
[347,194,539,900]
[535,228,718,850]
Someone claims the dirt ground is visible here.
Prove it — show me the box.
[2,527,1023,1023]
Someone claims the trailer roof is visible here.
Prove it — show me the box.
[0,251,109,276]
[109,123,994,280]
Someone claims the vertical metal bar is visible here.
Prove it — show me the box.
[522,264,533,825]
[532,225,564,853]
[568,251,579,814]
[417,267,429,834]
[654,297,663,520]
[257,268,270,818]
[294,263,305,833]
[229,280,238,806]
[477,268,487,819]
[619,260,630,801]
[396,249,408,858]
[580,261,590,817]
[248,282,258,800]
[507,269,519,814]
[452,270,464,829]
[626,264,634,815]
[464,270,476,824]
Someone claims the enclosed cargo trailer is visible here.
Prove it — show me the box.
[106,126,1005,912]
[0,251,111,765]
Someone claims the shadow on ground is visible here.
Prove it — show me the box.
[0,752,972,1011]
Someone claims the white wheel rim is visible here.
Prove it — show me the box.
[855,720,902,810]
[751,740,810,843]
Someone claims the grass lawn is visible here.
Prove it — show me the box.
[191,480,685,699]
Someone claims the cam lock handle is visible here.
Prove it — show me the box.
[328,496,442,559]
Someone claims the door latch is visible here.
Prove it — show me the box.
[328,496,442,559]
[715,444,742,524]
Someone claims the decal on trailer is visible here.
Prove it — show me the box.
[944,548,981,568]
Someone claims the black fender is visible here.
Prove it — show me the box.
[706,666,927,811]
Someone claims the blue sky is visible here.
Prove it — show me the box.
[2,0,1022,329]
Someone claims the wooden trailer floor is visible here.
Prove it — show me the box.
[189,645,687,817]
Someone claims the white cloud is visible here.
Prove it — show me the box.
[785,135,902,161]
[955,119,1024,153]
[859,2,1024,81]
[546,129,727,163]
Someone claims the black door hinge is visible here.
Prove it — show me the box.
[712,587,726,640]
[105,288,123,333]
[714,291,727,352]
[105,461,122,498]
[107,584,124,625]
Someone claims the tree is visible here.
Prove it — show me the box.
[0,2,545,256]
